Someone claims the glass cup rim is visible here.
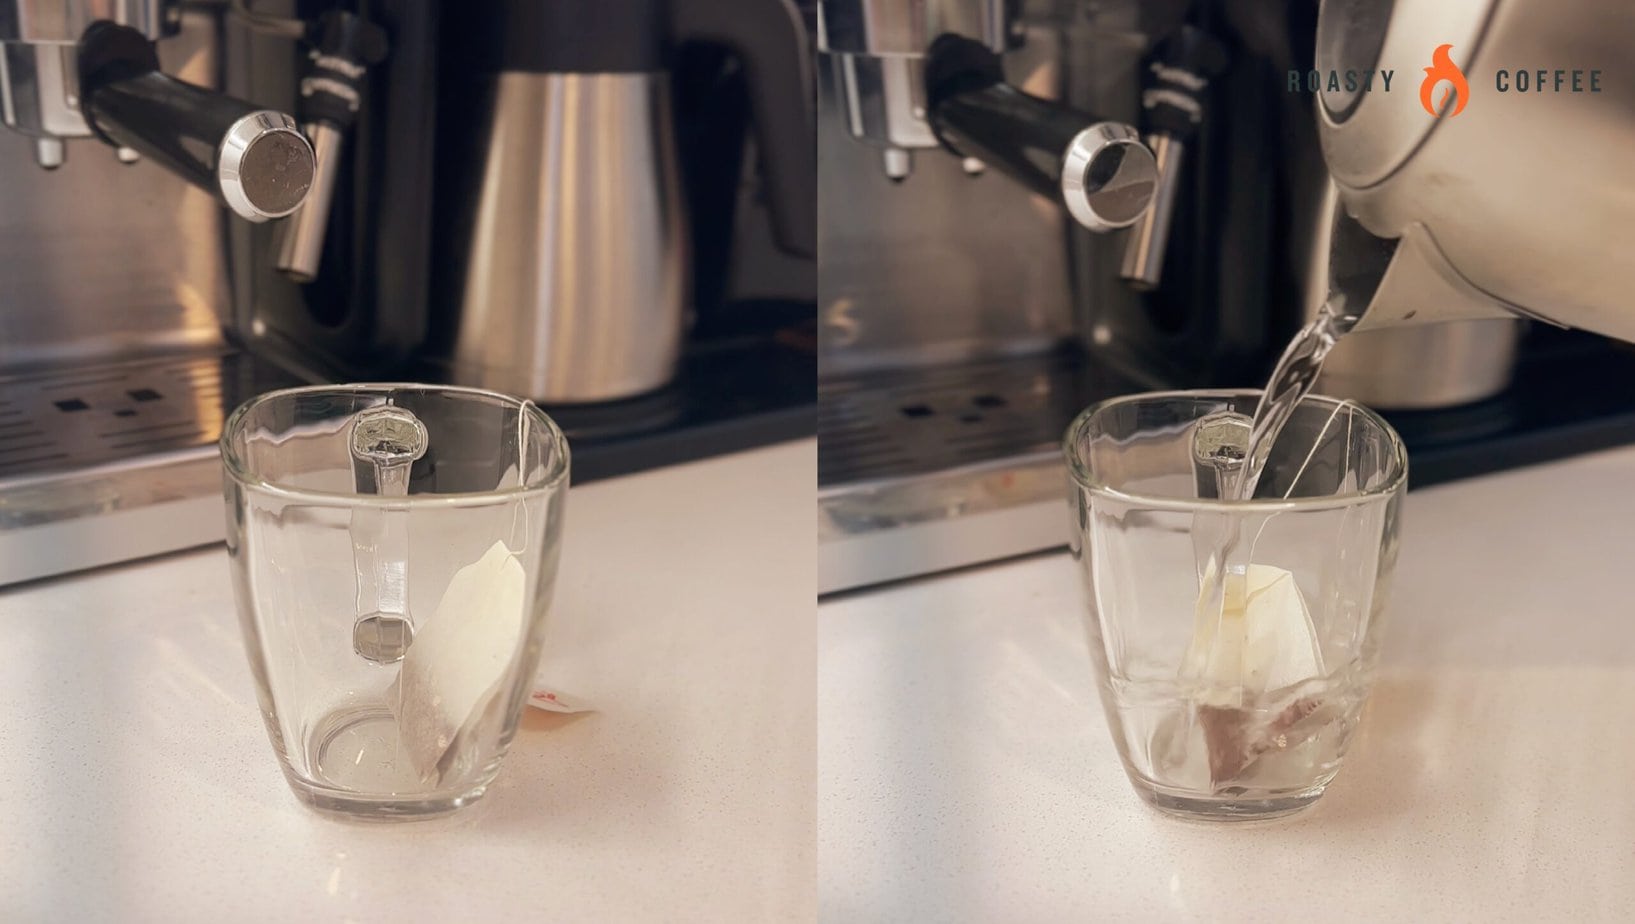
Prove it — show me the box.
[220,382,571,506]
[1062,388,1407,513]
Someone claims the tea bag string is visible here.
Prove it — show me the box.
[508,402,537,554]
[1274,398,1356,502]
[1234,397,1356,560]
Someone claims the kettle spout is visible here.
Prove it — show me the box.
[1324,208,1536,334]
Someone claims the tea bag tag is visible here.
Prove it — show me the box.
[389,539,528,781]
[526,687,593,714]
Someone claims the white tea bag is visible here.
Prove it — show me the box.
[389,540,528,782]
[1183,564,1323,699]
[1181,564,1325,784]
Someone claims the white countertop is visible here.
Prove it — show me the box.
[0,440,815,923]
[820,445,1635,922]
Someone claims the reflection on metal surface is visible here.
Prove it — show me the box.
[1320,322,1522,410]
[1119,132,1182,289]
[818,0,1008,179]
[447,72,687,403]
[1305,181,1521,409]
[274,121,342,282]
[820,349,1098,485]
[819,452,1067,594]
[0,350,303,583]
[0,0,167,167]
[1319,0,1635,342]
[817,44,1075,375]
[0,13,229,371]
[0,353,230,483]
[1058,121,1155,232]
[213,110,314,221]
[819,349,1138,592]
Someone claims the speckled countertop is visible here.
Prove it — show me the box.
[0,440,816,923]
[820,444,1635,922]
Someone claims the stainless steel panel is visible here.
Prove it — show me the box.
[819,351,1130,592]
[0,12,228,369]
[819,452,1066,594]
[0,351,233,483]
[0,127,229,367]
[817,39,1075,376]
[0,0,167,162]
[816,6,1162,590]
[0,0,164,43]
[1319,322,1522,409]
[448,72,688,403]
[818,0,1005,55]
[0,350,302,583]
[0,454,225,585]
[820,350,1089,485]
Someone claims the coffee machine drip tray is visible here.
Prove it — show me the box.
[0,306,817,585]
[818,348,1148,594]
[0,349,304,585]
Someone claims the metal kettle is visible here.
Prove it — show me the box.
[445,0,813,404]
[1316,0,1635,342]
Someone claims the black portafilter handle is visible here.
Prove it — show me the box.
[923,34,1157,232]
[77,21,316,223]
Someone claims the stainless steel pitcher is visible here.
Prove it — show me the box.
[445,0,811,404]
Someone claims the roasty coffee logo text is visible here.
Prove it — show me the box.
[1289,44,1604,117]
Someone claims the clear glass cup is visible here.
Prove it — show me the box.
[1064,390,1406,821]
[221,384,569,819]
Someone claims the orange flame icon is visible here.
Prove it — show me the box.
[1420,44,1469,117]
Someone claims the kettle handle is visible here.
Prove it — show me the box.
[671,0,816,258]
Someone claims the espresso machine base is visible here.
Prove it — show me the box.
[0,349,302,585]
[818,348,1145,594]
[0,304,813,585]
[818,331,1635,595]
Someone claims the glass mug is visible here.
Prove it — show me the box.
[221,384,569,818]
[1065,390,1406,820]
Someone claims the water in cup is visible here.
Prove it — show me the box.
[1151,301,1369,808]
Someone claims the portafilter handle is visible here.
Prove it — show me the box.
[924,34,1157,232]
[77,22,316,223]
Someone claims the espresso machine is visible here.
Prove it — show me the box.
[0,0,816,584]
[0,0,318,585]
[817,0,1635,592]
[817,0,1304,591]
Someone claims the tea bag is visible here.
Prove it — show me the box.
[1180,563,1325,784]
[389,540,528,783]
